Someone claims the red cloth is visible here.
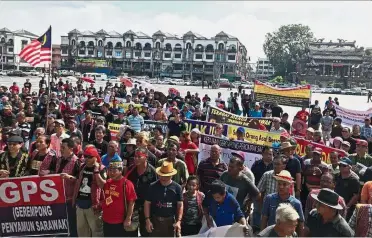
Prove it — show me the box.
[295,110,309,122]
[102,177,137,224]
[180,141,198,175]
[9,85,19,94]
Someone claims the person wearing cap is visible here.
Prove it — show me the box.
[302,148,329,197]
[220,154,259,210]
[50,119,70,157]
[39,138,80,236]
[258,203,299,237]
[341,140,351,154]
[305,188,354,237]
[270,117,286,133]
[113,108,126,124]
[235,127,245,141]
[157,142,189,186]
[305,173,347,220]
[0,136,30,178]
[139,103,151,120]
[350,139,372,168]
[126,147,158,237]
[261,170,304,236]
[144,161,183,237]
[180,104,192,120]
[312,130,324,145]
[202,180,247,228]
[90,126,109,157]
[335,157,361,220]
[305,127,314,141]
[66,119,83,141]
[95,155,138,237]
[122,138,137,169]
[101,102,114,127]
[72,147,106,237]
[249,102,263,118]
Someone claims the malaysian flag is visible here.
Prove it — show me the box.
[19,26,52,67]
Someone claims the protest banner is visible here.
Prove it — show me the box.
[253,80,311,107]
[0,175,68,237]
[294,137,346,164]
[207,106,272,130]
[198,134,264,168]
[108,123,121,140]
[184,119,228,135]
[227,125,280,146]
[144,120,168,134]
[334,104,372,127]
[115,102,142,111]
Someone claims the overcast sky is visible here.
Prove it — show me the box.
[1,1,371,62]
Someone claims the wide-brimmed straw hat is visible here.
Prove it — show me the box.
[156,161,177,177]
[273,170,293,183]
[311,188,343,210]
[125,138,137,146]
[279,142,296,150]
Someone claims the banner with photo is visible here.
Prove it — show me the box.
[253,80,311,107]
[227,125,280,146]
[207,106,272,131]
[198,134,264,168]
[334,104,372,127]
[0,175,68,237]
[294,137,347,164]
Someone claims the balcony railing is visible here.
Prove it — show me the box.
[205,48,214,53]
[195,48,204,52]
[174,47,182,52]
[143,47,152,51]
[164,48,172,51]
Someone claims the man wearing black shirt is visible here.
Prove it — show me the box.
[241,94,251,117]
[24,78,32,90]
[90,126,109,157]
[271,102,283,118]
[280,113,291,132]
[101,103,114,127]
[144,161,183,237]
[167,114,186,138]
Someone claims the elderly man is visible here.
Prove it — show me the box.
[101,141,121,167]
[305,189,354,237]
[258,203,299,237]
[350,139,372,168]
[261,170,304,236]
[270,117,286,133]
[0,136,30,178]
[50,119,70,157]
[197,144,228,194]
[127,107,144,133]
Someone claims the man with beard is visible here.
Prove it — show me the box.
[0,136,30,177]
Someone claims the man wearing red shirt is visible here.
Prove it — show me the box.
[295,106,310,123]
[95,156,138,237]
[9,82,20,94]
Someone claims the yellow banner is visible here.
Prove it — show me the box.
[227,125,280,146]
[109,102,143,111]
[108,123,121,132]
[254,81,311,98]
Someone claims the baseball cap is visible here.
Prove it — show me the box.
[356,139,368,147]
[313,148,323,154]
[342,141,351,147]
[339,158,352,166]
[55,119,65,127]
[83,147,101,163]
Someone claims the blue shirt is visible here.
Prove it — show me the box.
[262,193,304,226]
[181,110,192,119]
[205,192,244,227]
[249,109,262,118]
[127,114,144,132]
[101,153,121,167]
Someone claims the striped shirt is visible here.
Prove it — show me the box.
[257,170,277,196]
[127,114,144,133]
[197,158,227,194]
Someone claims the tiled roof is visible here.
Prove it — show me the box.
[153,30,165,36]
[69,29,81,34]
[96,29,108,35]
[312,55,363,61]
[108,31,121,37]
[13,29,38,37]
[124,30,136,35]
[81,30,95,36]
[0,27,11,33]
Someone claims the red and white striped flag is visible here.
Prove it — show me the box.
[19,26,52,67]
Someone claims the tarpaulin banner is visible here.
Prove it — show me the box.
[184,119,228,136]
[117,103,142,111]
[198,134,264,168]
[207,106,272,130]
[227,125,280,146]
[294,137,346,164]
[0,175,68,237]
[143,120,168,134]
[253,80,311,107]
[334,104,372,127]
[108,123,121,141]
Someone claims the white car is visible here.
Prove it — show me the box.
[0,70,8,76]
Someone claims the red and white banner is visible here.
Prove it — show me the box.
[295,137,347,164]
[0,175,68,237]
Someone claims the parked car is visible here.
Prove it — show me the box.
[7,70,27,77]
[0,70,8,76]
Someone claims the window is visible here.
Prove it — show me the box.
[258,66,263,69]
[8,48,13,53]
[164,53,171,58]
[144,52,151,57]
[62,48,68,54]
[115,51,122,57]
[174,54,181,59]
[228,55,235,61]
[71,40,76,46]
[88,50,94,55]
[206,54,213,60]
[264,66,269,69]
[126,41,131,48]
[106,51,112,56]
[134,51,141,57]
[155,42,161,49]
[79,49,85,55]
[98,40,103,47]
[195,54,202,59]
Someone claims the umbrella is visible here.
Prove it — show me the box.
[81,77,95,84]
[120,77,133,87]
[168,88,179,95]
[154,91,167,105]
[66,76,78,82]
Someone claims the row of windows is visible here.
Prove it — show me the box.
[257,66,274,69]
[69,40,237,51]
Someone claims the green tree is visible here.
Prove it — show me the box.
[263,24,314,77]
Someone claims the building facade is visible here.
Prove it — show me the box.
[255,57,275,79]
[0,27,40,70]
[52,44,61,69]
[60,29,249,81]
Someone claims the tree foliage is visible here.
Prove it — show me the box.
[263,24,314,77]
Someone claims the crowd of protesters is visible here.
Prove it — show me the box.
[0,77,371,237]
